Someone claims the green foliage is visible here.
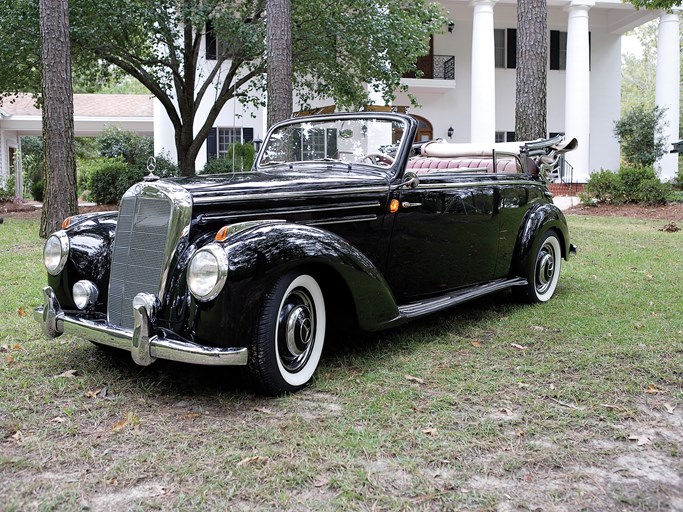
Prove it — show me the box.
[0,174,16,201]
[583,166,672,205]
[84,158,128,204]
[614,104,668,168]
[626,0,683,9]
[98,126,153,164]
[582,169,624,204]
[201,142,256,174]
[20,137,44,201]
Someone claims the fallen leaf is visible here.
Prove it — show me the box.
[11,344,22,351]
[470,341,483,348]
[16,307,27,317]
[184,412,200,420]
[422,428,438,436]
[254,407,275,415]
[511,343,528,351]
[5,354,15,364]
[113,411,140,432]
[601,403,626,411]
[634,322,644,330]
[531,326,545,332]
[108,478,119,486]
[55,369,78,379]
[501,408,513,417]
[663,403,676,415]
[0,345,7,353]
[645,384,663,395]
[517,382,531,389]
[11,430,23,442]
[236,455,268,467]
[549,383,556,390]
[404,375,425,385]
[314,476,329,487]
[659,222,680,233]
[549,397,583,410]
[628,434,651,446]
[51,417,66,423]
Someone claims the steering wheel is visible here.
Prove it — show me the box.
[362,153,395,166]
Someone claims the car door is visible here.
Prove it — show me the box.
[385,173,502,303]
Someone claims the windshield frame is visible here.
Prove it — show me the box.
[255,112,417,176]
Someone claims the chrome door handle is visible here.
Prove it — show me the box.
[402,202,422,208]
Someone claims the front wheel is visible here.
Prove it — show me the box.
[248,272,326,395]
[518,231,562,303]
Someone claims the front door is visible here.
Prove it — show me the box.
[385,175,502,303]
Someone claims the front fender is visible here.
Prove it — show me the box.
[188,223,401,347]
[46,212,118,311]
[513,203,571,275]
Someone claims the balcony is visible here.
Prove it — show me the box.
[401,55,456,92]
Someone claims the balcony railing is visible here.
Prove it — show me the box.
[403,55,455,80]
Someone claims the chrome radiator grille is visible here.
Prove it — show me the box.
[107,194,173,330]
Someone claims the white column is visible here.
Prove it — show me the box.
[470,0,497,144]
[564,0,593,182]
[655,9,681,181]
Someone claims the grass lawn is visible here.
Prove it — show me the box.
[1,215,681,511]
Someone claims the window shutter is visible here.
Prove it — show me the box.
[550,30,560,70]
[206,21,217,60]
[506,29,517,69]
[242,127,254,142]
[207,128,217,160]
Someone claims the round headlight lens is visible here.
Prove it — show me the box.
[44,231,69,276]
[73,280,98,310]
[187,245,228,301]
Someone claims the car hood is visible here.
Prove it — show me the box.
[167,165,393,208]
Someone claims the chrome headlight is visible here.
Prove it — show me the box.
[43,231,69,276]
[73,280,98,310]
[187,244,228,301]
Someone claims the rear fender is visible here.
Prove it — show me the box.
[513,203,571,276]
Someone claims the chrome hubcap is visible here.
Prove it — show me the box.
[536,244,556,294]
[278,289,316,373]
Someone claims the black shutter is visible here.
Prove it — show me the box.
[206,21,217,60]
[506,29,517,69]
[506,131,516,142]
[550,30,560,70]
[242,127,254,142]
[207,128,217,160]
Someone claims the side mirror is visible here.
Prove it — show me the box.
[402,171,419,189]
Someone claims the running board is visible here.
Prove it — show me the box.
[398,277,527,319]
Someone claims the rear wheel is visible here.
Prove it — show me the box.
[518,231,562,303]
[248,272,326,395]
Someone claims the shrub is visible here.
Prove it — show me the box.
[87,158,129,204]
[98,126,153,165]
[583,169,623,204]
[201,142,256,174]
[31,179,44,202]
[0,175,16,202]
[614,105,668,168]
[584,166,672,205]
[201,157,233,174]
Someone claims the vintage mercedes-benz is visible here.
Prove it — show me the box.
[35,112,576,394]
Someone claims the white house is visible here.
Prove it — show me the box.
[0,94,154,197]
[154,0,680,183]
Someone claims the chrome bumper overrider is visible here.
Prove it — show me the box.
[34,286,248,367]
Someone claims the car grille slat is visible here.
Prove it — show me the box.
[107,195,173,330]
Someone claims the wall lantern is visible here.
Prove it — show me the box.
[362,124,368,137]
[447,126,454,139]
[448,21,454,33]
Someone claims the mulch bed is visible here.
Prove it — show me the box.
[567,202,683,222]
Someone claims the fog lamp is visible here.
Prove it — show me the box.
[72,280,98,310]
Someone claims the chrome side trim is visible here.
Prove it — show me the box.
[416,179,536,190]
[198,201,383,223]
[34,286,248,367]
[192,186,389,204]
[304,215,378,226]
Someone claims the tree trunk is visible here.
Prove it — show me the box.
[267,0,292,127]
[39,0,77,238]
[515,0,548,141]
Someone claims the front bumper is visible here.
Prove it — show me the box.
[34,286,248,367]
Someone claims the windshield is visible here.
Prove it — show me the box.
[258,116,407,169]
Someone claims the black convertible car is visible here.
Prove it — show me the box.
[35,112,576,394]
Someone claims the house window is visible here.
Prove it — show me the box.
[495,131,516,142]
[205,21,237,60]
[292,128,338,161]
[549,31,567,70]
[206,127,254,159]
[494,29,517,69]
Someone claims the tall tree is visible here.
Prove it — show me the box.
[267,0,292,126]
[1,0,445,176]
[515,0,548,141]
[39,0,78,238]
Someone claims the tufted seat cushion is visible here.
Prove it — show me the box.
[406,157,520,175]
